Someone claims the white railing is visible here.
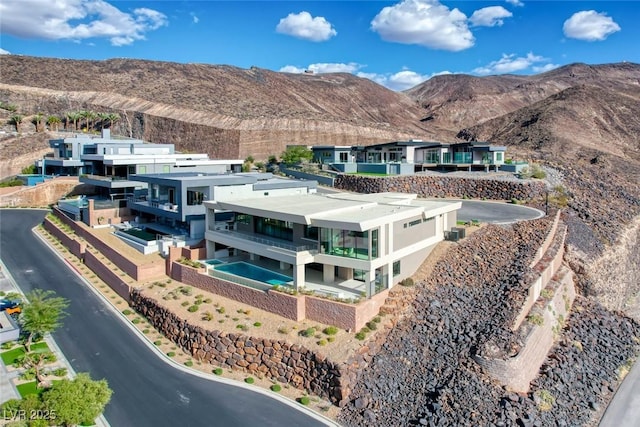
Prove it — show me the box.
[212,229,316,252]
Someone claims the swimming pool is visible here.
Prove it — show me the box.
[203,259,225,266]
[214,262,293,286]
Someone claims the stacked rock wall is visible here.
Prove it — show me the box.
[130,291,347,403]
[335,175,546,200]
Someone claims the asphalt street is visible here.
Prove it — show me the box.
[0,210,330,427]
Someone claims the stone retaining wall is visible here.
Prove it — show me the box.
[84,250,132,301]
[334,175,546,200]
[474,266,576,393]
[43,218,86,258]
[130,291,347,404]
[52,208,165,281]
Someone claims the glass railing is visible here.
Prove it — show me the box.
[212,229,316,252]
[453,153,472,163]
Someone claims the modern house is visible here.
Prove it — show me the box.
[127,172,318,243]
[311,141,507,175]
[203,192,461,299]
[38,129,243,198]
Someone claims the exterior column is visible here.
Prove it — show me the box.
[323,264,335,283]
[366,270,375,298]
[294,264,305,290]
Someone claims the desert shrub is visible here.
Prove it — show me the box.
[244,377,254,384]
[217,307,226,314]
[236,324,249,331]
[277,326,290,335]
[253,322,262,327]
[360,327,370,334]
[373,316,381,323]
[187,305,199,313]
[203,298,212,304]
[122,309,133,315]
[270,384,282,392]
[400,278,414,287]
[327,336,336,343]
[317,339,327,346]
[202,311,214,321]
[154,340,162,346]
[527,313,544,326]
[534,389,555,411]
[298,396,310,405]
[132,318,141,324]
[184,360,193,367]
[142,329,150,334]
[366,321,378,331]
[213,368,223,375]
[181,301,190,307]
[300,327,316,338]
[323,326,338,336]
[355,332,366,340]
[166,352,176,357]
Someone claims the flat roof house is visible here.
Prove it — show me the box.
[203,192,460,299]
[39,129,243,198]
[128,172,318,243]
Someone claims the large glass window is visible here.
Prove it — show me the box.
[371,229,379,258]
[320,228,375,259]
[187,190,204,205]
[393,260,401,276]
[339,152,349,162]
[236,214,251,225]
[255,217,293,241]
[303,225,318,240]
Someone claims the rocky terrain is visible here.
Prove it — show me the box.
[339,220,640,427]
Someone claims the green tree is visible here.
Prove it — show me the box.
[81,110,97,132]
[16,350,55,388]
[106,112,120,129]
[47,115,62,131]
[21,164,37,174]
[10,114,23,132]
[19,289,69,352]
[97,112,110,129]
[42,373,112,426]
[281,146,313,165]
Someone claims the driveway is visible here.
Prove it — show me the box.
[0,209,332,427]
[453,200,544,224]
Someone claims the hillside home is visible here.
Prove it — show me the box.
[126,172,318,244]
[38,129,243,199]
[203,192,460,299]
[310,141,506,175]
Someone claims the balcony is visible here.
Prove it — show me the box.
[214,229,316,252]
[130,198,179,213]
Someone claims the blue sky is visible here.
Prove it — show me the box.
[0,1,637,90]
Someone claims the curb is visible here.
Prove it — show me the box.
[33,226,339,426]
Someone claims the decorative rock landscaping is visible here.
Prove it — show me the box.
[338,217,640,426]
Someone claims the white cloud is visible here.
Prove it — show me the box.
[470,6,513,27]
[532,63,560,73]
[473,52,550,75]
[276,11,336,42]
[386,70,431,91]
[191,13,199,24]
[505,0,524,7]
[280,62,361,74]
[0,0,168,46]
[563,10,620,41]
[0,48,10,55]
[371,0,474,51]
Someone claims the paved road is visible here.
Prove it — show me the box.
[599,356,640,427]
[0,210,330,427]
[453,200,544,224]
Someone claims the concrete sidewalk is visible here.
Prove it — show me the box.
[0,260,109,427]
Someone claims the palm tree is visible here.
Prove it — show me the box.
[10,114,23,132]
[32,113,44,132]
[84,110,97,132]
[107,112,120,129]
[97,112,110,130]
[47,115,62,131]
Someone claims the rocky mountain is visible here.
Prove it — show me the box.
[1,55,639,317]
[0,55,433,159]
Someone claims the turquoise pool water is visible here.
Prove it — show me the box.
[215,262,293,286]
[204,259,225,265]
